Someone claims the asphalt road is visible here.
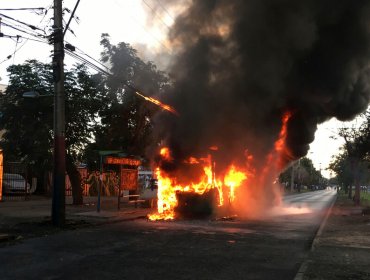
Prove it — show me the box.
[0,190,336,280]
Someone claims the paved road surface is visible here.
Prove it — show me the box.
[0,190,336,280]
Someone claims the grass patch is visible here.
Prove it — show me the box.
[336,190,370,207]
[360,192,370,207]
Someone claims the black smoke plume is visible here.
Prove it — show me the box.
[152,0,370,175]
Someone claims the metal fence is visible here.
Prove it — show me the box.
[65,174,90,196]
[1,162,31,201]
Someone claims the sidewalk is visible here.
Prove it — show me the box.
[298,194,370,280]
[0,195,153,244]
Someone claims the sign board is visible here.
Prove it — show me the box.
[120,168,138,190]
[105,156,141,166]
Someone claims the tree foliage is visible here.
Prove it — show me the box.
[0,60,54,166]
[86,34,170,160]
[0,36,172,200]
[0,60,103,203]
[329,108,370,203]
[279,157,324,190]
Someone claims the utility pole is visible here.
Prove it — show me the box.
[51,0,66,226]
[290,161,295,192]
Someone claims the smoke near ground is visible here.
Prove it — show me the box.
[149,1,370,215]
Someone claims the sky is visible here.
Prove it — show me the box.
[0,0,366,178]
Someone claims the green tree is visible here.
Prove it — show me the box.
[329,108,370,204]
[87,34,169,159]
[279,157,324,191]
[329,152,353,195]
[0,60,102,204]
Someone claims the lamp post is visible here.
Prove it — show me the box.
[51,0,66,226]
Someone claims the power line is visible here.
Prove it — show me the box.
[65,49,111,76]
[0,55,12,65]
[71,44,110,72]
[1,21,46,39]
[64,47,177,115]
[142,0,171,30]
[1,33,48,44]
[12,35,20,64]
[0,4,52,66]
[0,34,49,65]
[0,13,45,33]
[155,0,175,22]
[63,0,81,38]
[0,8,45,11]
[113,0,173,55]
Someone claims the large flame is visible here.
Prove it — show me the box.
[148,111,293,221]
[148,150,249,221]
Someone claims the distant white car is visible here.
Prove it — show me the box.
[2,173,32,194]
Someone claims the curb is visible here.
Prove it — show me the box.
[311,194,337,251]
[293,194,337,280]
[70,209,152,226]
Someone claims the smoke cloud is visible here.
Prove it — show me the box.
[152,0,370,169]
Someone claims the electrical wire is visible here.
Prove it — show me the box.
[1,33,48,44]
[1,21,47,39]
[12,35,20,64]
[0,8,45,11]
[0,4,52,66]
[0,34,48,65]
[141,0,171,30]
[66,42,110,72]
[65,49,111,76]
[155,0,175,22]
[63,0,81,37]
[0,13,45,33]
[113,0,173,55]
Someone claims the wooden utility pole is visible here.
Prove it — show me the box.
[290,161,295,192]
[51,0,66,226]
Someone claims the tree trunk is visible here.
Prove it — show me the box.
[353,160,361,206]
[348,184,352,200]
[66,154,83,205]
[344,184,348,194]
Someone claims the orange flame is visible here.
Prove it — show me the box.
[135,91,179,116]
[148,111,293,221]
[148,148,251,221]
[274,111,291,153]
[160,147,173,161]
[224,165,247,202]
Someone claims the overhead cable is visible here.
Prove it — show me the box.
[0,8,45,11]
[0,12,45,32]
[142,0,171,29]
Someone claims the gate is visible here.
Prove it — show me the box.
[2,162,30,201]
